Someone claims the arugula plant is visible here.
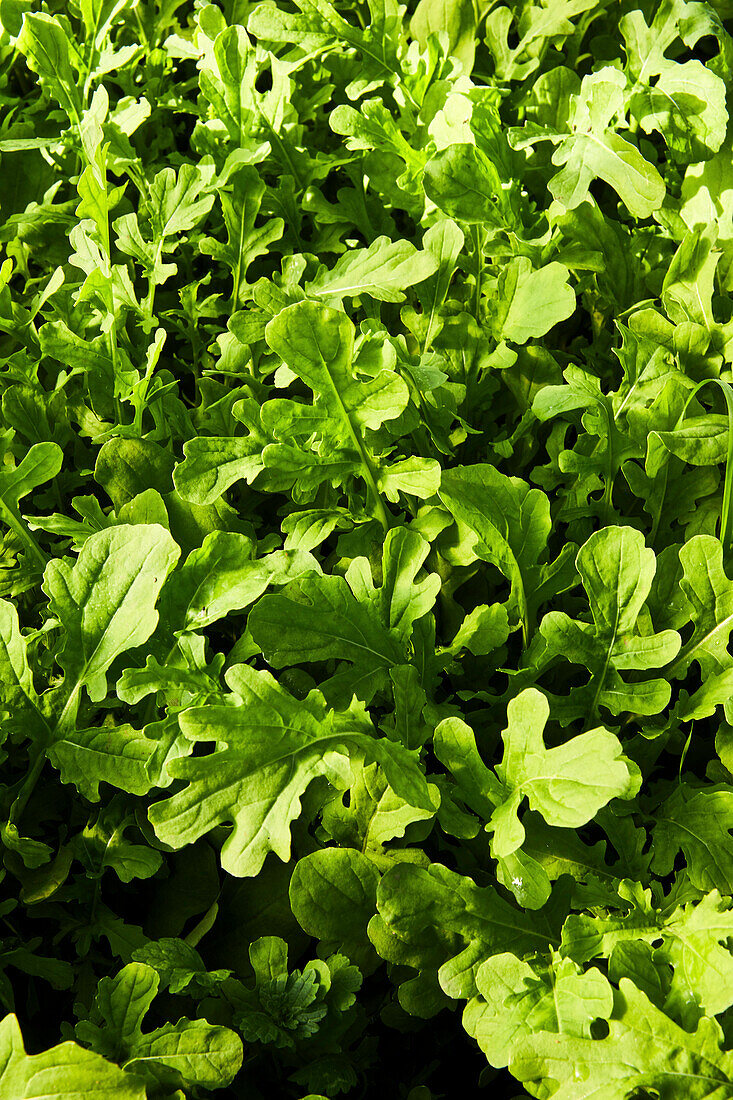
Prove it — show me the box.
[1,0,733,1096]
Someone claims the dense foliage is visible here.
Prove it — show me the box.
[1,0,733,1096]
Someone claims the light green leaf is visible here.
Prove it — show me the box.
[289,847,380,961]
[122,1019,243,1091]
[265,300,409,432]
[408,217,465,350]
[495,689,639,833]
[435,691,637,906]
[646,415,729,477]
[651,783,733,894]
[0,599,38,712]
[77,962,242,1090]
[444,602,511,657]
[438,463,558,642]
[306,236,439,303]
[371,861,563,1006]
[249,527,439,704]
[48,725,155,801]
[377,457,442,502]
[510,980,733,1099]
[464,953,613,1068]
[512,66,665,217]
[149,664,433,876]
[0,441,63,567]
[199,166,283,306]
[497,258,576,344]
[423,144,508,227]
[173,435,265,506]
[631,59,727,160]
[671,534,733,681]
[43,524,180,704]
[410,0,482,71]
[199,24,259,147]
[147,162,215,242]
[248,0,400,97]
[0,1012,145,1099]
[530,526,680,718]
[17,13,82,123]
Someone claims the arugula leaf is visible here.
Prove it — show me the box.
[0,1013,144,1099]
[76,962,243,1090]
[509,67,666,217]
[511,980,733,1099]
[149,663,433,876]
[464,953,613,1068]
[8,1,733,1096]
[438,463,573,644]
[43,524,180,706]
[249,526,440,704]
[435,689,638,907]
[527,526,680,718]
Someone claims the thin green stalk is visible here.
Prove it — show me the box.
[8,744,48,826]
[324,366,391,532]
[144,242,163,323]
[471,225,484,322]
[8,687,80,827]
[358,444,391,534]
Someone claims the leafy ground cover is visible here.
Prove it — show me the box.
[2,0,733,1096]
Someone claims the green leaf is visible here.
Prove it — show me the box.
[249,527,439,704]
[199,166,284,306]
[510,980,733,1099]
[132,938,231,996]
[79,799,163,882]
[306,236,439,303]
[0,441,63,567]
[529,526,680,718]
[494,689,638,833]
[495,258,576,344]
[265,300,409,433]
[630,60,727,160]
[48,724,155,801]
[248,0,401,97]
[438,463,561,643]
[148,664,433,876]
[43,524,180,704]
[173,435,265,507]
[464,953,613,1068]
[17,13,82,123]
[0,598,38,712]
[410,0,483,71]
[322,756,437,861]
[77,962,243,1090]
[147,162,215,242]
[289,847,380,963]
[370,861,565,1008]
[198,24,260,148]
[651,783,733,894]
[0,1012,145,1099]
[158,531,319,634]
[423,144,509,227]
[407,217,465,351]
[511,67,665,217]
[435,690,637,907]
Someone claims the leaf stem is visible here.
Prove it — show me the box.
[8,687,80,827]
[358,445,391,533]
